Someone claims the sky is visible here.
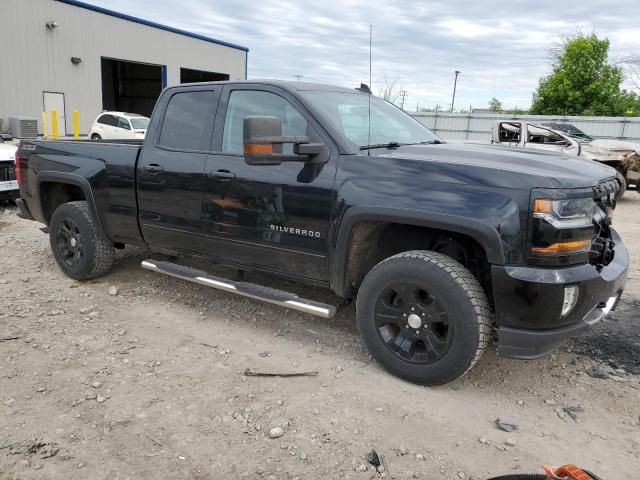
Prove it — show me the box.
[86,0,640,111]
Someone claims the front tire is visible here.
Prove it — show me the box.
[356,250,491,385]
[91,133,101,140]
[49,201,114,280]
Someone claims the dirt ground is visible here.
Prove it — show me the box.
[1,195,639,480]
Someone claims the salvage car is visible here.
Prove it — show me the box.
[14,81,628,385]
[491,120,639,198]
[0,135,18,202]
[88,112,149,140]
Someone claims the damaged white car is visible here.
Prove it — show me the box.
[491,121,639,199]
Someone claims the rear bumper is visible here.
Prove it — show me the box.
[15,197,34,220]
[493,228,628,359]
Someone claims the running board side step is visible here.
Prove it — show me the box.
[141,259,337,319]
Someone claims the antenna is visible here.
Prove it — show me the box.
[367,24,372,155]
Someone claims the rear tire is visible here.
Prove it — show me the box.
[356,250,491,385]
[49,201,114,280]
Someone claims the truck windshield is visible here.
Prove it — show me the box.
[301,91,442,150]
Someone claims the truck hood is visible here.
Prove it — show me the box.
[375,143,617,189]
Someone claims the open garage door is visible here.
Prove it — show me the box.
[101,58,165,117]
[180,67,229,84]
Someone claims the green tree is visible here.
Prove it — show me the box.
[530,34,628,116]
[488,97,503,112]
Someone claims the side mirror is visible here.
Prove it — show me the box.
[0,133,13,142]
[243,116,323,166]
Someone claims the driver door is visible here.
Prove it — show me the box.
[202,85,337,281]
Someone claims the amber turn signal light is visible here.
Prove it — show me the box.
[533,198,553,215]
[531,239,591,255]
[244,143,273,155]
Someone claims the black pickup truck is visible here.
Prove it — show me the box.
[14,80,628,385]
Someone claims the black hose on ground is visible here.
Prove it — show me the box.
[488,475,546,480]
[488,469,602,480]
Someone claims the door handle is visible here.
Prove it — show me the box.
[144,164,164,174]
[207,169,236,180]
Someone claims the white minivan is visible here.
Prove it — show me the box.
[89,112,149,140]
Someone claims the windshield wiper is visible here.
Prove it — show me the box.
[414,140,445,145]
[359,142,404,150]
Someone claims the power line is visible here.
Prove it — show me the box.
[400,90,408,110]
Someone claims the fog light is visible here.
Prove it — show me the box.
[562,285,579,317]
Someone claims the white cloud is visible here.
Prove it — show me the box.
[85,0,640,110]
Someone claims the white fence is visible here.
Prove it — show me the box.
[410,112,640,142]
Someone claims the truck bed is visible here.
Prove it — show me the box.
[17,138,144,246]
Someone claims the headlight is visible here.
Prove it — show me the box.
[530,196,594,263]
[533,198,593,229]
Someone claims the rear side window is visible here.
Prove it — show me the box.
[97,114,115,126]
[159,91,216,150]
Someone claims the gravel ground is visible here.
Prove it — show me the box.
[1,195,639,480]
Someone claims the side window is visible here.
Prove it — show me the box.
[117,117,131,130]
[222,90,308,154]
[97,114,113,126]
[527,125,567,145]
[498,122,520,143]
[159,91,216,151]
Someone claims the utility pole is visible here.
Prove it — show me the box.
[399,90,408,110]
[294,75,304,82]
[450,70,461,113]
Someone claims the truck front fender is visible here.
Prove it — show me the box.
[329,204,520,298]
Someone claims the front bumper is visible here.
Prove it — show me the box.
[493,228,629,359]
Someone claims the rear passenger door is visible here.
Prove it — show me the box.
[137,86,221,254]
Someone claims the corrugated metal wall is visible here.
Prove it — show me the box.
[0,0,247,134]
[411,112,640,142]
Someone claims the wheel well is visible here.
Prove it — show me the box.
[40,182,86,223]
[345,221,493,305]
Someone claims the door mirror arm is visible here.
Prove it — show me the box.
[243,116,325,166]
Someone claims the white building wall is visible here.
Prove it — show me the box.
[0,0,247,134]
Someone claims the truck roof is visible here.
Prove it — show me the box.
[166,79,367,95]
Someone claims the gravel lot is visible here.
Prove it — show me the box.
[1,195,639,479]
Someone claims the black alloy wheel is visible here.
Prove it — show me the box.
[55,218,84,268]
[374,281,453,364]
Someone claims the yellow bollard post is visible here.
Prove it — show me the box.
[42,112,49,139]
[51,109,58,140]
[73,110,79,139]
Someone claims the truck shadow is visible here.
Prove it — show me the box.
[103,245,639,387]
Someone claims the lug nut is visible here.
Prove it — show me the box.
[410,307,415,312]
